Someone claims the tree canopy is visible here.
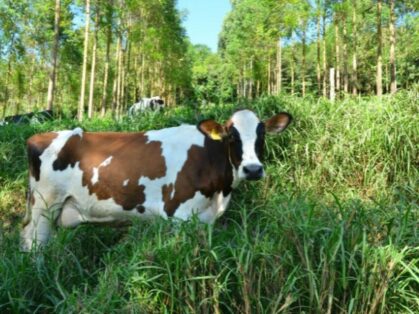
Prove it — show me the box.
[0,0,418,118]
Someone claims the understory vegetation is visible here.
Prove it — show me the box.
[0,93,418,313]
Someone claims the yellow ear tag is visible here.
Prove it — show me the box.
[210,130,222,141]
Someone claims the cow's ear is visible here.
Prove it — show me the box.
[198,119,227,141]
[264,112,292,133]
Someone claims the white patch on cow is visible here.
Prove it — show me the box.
[123,179,129,186]
[100,156,113,167]
[91,156,113,185]
[91,168,99,185]
[73,127,83,138]
[173,191,210,221]
[137,177,168,217]
[142,125,205,203]
[57,199,84,228]
[173,191,232,223]
[198,192,231,223]
[230,110,264,180]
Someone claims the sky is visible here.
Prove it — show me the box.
[177,0,232,52]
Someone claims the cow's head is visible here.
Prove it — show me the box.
[198,109,292,181]
[150,97,165,110]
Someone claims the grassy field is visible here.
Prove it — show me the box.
[0,93,418,313]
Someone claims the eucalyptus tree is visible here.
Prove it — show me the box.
[389,0,396,94]
[46,0,61,111]
[376,0,383,97]
[78,0,90,121]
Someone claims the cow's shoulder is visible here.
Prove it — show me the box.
[27,132,59,180]
[27,132,58,150]
[27,128,84,180]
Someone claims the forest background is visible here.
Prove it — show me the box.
[0,0,418,118]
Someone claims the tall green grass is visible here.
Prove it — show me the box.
[0,92,418,313]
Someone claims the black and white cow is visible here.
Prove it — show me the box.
[0,110,53,126]
[128,96,165,116]
[21,109,292,250]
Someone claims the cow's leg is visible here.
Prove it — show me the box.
[198,193,231,223]
[21,190,61,251]
[56,197,84,228]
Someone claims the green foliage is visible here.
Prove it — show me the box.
[218,0,419,98]
[0,0,192,116]
[0,94,418,312]
[187,44,234,104]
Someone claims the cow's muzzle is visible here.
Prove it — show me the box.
[243,164,264,180]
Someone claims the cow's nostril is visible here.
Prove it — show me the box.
[243,164,263,179]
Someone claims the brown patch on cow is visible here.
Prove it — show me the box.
[27,132,58,181]
[53,132,166,211]
[162,183,174,205]
[163,138,233,216]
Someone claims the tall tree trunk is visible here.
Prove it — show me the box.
[46,0,61,111]
[335,19,340,92]
[115,36,123,117]
[112,36,121,116]
[124,21,131,110]
[291,45,295,96]
[352,0,358,95]
[249,59,253,99]
[140,53,145,97]
[2,36,15,117]
[256,80,260,96]
[322,9,327,97]
[343,15,348,93]
[389,0,397,94]
[276,37,282,95]
[302,24,306,97]
[88,8,99,119]
[100,2,112,117]
[376,0,383,97]
[28,56,36,110]
[78,0,90,121]
[242,64,246,98]
[133,52,139,102]
[329,68,335,101]
[316,1,321,95]
[120,54,126,113]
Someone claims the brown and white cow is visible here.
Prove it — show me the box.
[21,109,292,250]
